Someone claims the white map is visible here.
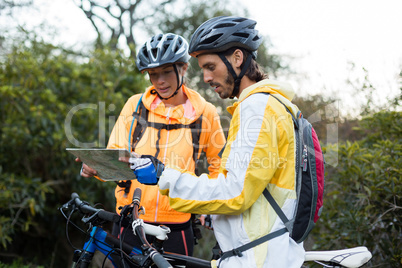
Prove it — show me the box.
[67,148,138,181]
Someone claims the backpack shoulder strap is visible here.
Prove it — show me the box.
[260,92,299,129]
[219,227,288,262]
[190,115,203,175]
[116,94,145,194]
[262,189,292,232]
[131,98,148,151]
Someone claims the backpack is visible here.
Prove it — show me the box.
[264,94,325,242]
[219,93,325,262]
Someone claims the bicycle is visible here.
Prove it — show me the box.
[60,188,372,268]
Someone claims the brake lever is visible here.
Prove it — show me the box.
[60,198,76,210]
[81,211,100,224]
[81,211,109,227]
[139,206,145,216]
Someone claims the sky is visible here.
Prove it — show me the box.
[3,0,401,115]
[243,0,402,110]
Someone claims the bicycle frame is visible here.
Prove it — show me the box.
[72,225,144,267]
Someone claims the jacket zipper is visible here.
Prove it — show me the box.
[154,107,172,222]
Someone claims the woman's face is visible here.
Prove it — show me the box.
[147,64,187,99]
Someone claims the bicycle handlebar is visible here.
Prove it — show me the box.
[133,187,141,206]
[64,191,173,268]
[70,192,120,223]
[131,188,173,268]
[151,251,173,268]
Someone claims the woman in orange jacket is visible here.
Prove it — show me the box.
[80,33,225,256]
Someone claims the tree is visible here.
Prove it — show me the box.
[73,0,177,56]
[0,28,147,266]
[0,0,33,14]
[153,0,289,127]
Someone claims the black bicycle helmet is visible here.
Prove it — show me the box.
[136,33,190,72]
[189,16,263,99]
[188,16,262,58]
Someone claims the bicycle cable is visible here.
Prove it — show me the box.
[61,202,132,267]
[119,214,129,268]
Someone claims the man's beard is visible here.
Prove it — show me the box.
[219,71,235,99]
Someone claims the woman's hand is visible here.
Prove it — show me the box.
[75,158,98,177]
[199,215,213,230]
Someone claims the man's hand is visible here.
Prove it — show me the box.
[129,155,164,185]
[75,158,97,177]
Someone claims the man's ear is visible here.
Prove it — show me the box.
[232,49,244,68]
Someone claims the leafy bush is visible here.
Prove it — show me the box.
[310,111,401,267]
[0,32,146,266]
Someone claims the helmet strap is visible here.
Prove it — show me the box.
[150,64,184,100]
[218,53,252,99]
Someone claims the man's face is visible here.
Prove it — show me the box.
[197,53,234,99]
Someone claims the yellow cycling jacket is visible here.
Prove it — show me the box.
[107,85,225,224]
[159,80,305,267]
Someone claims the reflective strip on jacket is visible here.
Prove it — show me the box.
[107,85,225,224]
[159,80,305,267]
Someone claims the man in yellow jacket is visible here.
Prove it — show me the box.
[130,17,305,267]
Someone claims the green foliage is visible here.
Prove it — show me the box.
[357,111,401,145]
[0,169,53,249]
[0,259,44,268]
[0,30,146,266]
[310,111,402,267]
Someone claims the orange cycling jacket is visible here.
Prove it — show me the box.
[107,85,225,224]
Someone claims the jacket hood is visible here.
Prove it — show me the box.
[229,79,299,117]
[141,85,207,124]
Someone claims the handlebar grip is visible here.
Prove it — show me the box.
[97,210,120,223]
[71,192,79,200]
[150,251,173,268]
[133,188,142,204]
[71,192,119,223]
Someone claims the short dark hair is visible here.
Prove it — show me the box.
[223,47,268,82]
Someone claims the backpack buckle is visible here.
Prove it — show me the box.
[232,249,243,257]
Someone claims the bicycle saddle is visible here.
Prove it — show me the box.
[304,246,372,268]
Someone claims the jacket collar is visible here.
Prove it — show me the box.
[141,85,207,124]
[227,79,299,117]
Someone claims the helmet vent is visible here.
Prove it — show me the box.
[142,48,148,58]
[215,23,236,29]
[201,29,212,38]
[233,18,246,23]
[151,48,158,59]
[233,32,249,38]
[200,34,223,45]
